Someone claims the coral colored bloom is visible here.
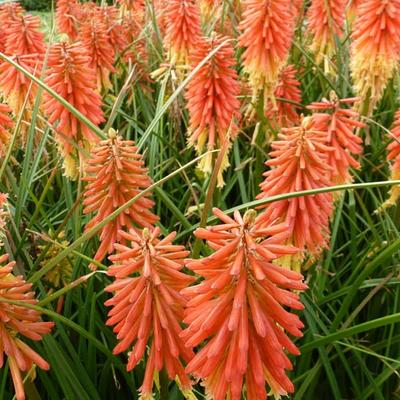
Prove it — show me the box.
[43,42,104,176]
[56,0,80,40]
[164,0,202,65]
[181,208,307,400]
[384,110,400,206]
[105,227,195,398]
[265,64,302,129]
[97,5,127,54]
[4,14,46,56]
[257,116,334,256]
[79,19,116,90]
[0,3,25,28]
[185,36,241,186]
[0,54,40,118]
[0,253,54,400]
[306,0,347,74]
[239,0,295,103]
[307,94,364,185]
[350,0,400,114]
[0,103,13,156]
[83,132,158,268]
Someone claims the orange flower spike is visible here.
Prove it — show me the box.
[0,54,40,117]
[181,208,307,400]
[238,0,295,104]
[97,5,127,54]
[56,0,80,41]
[105,227,195,398]
[79,19,116,90]
[265,64,302,129]
[83,131,158,269]
[43,42,104,176]
[0,253,54,400]
[185,36,241,186]
[307,94,364,185]
[164,0,202,65]
[350,0,400,114]
[5,14,46,56]
[383,110,400,206]
[0,3,25,28]
[256,116,334,256]
[0,103,13,156]
[306,0,347,74]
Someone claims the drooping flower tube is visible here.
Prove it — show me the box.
[307,94,364,185]
[256,116,334,260]
[185,35,241,187]
[306,0,347,74]
[238,0,295,105]
[350,0,400,114]
[181,208,307,400]
[43,42,104,177]
[83,131,158,269]
[105,227,195,399]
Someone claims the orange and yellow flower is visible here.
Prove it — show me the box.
[238,0,295,104]
[306,0,347,74]
[265,64,302,129]
[307,94,364,185]
[181,208,306,400]
[350,0,400,114]
[43,42,104,176]
[105,227,194,398]
[0,252,54,400]
[256,116,333,258]
[0,103,13,156]
[83,132,158,268]
[0,54,40,119]
[185,35,241,186]
[164,0,201,65]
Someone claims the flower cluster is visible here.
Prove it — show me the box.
[182,208,307,400]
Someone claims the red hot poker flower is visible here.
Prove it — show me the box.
[0,253,54,400]
[43,42,104,177]
[256,116,333,257]
[0,103,13,156]
[4,14,46,56]
[0,3,25,28]
[56,0,80,41]
[79,18,116,90]
[164,0,202,65]
[185,35,241,186]
[105,227,195,398]
[306,0,347,74]
[307,94,364,185]
[238,0,295,104]
[350,0,400,113]
[181,208,307,400]
[265,64,302,129]
[83,132,158,269]
[0,54,40,121]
